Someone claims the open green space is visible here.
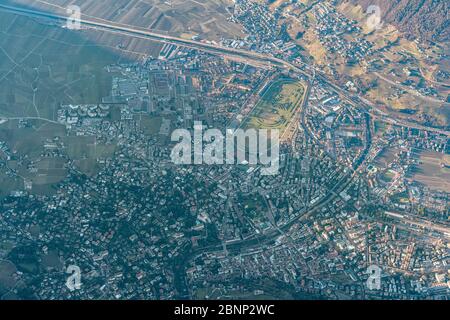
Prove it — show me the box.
[242,78,305,134]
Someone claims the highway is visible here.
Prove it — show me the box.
[0,3,364,208]
[0,3,396,252]
[1,3,449,138]
[3,2,448,299]
[0,3,283,68]
[0,3,446,238]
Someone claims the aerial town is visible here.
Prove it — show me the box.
[0,0,448,301]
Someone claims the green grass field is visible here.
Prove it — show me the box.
[242,78,305,134]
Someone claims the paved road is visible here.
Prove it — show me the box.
[1,3,449,137]
[374,71,445,105]
[1,2,447,297]
[0,3,282,67]
[0,2,370,248]
[0,116,63,125]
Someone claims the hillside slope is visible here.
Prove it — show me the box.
[345,0,449,42]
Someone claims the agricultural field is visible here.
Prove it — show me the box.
[408,151,450,192]
[0,118,117,196]
[0,10,129,120]
[0,8,158,197]
[242,78,305,135]
[9,0,244,41]
[136,114,163,135]
[64,135,116,177]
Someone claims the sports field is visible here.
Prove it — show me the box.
[242,78,305,134]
